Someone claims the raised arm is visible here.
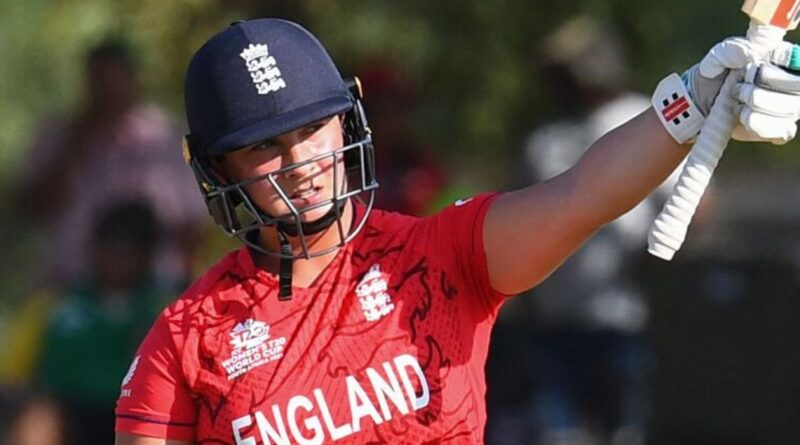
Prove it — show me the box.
[484,37,800,295]
[485,108,683,294]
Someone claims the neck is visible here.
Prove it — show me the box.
[253,201,354,287]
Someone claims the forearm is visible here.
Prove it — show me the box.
[560,107,688,230]
[485,108,688,293]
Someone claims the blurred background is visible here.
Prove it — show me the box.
[1,0,799,444]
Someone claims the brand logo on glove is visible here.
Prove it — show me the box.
[661,92,692,125]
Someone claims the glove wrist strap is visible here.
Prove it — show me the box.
[652,73,705,144]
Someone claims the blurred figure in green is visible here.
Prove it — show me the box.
[33,200,173,445]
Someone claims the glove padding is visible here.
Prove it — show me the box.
[683,38,756,116]
[684,37,800,144]
[733,64,800,143]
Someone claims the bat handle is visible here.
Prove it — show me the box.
[647,22,785,260]
[647,75,737,260]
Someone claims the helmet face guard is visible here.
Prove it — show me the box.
[187,97,378,260]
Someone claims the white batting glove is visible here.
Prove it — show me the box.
[732,63,800,144]
[685,38,757,117]
[653,37,800,144]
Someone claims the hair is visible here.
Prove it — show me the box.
[92,199,159,248]
[539,15,630,92]
[86,38,138,75]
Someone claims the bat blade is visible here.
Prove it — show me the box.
[742,0,800,30]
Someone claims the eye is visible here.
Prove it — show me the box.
[301,121,326,138]
[250,140,279,152]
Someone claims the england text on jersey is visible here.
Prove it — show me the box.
[232,354,429,444]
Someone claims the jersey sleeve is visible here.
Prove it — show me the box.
[421,193,511,315]
[115,315,197,441]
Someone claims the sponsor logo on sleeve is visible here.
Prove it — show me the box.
[454,197,474,207]
[119,355,140,398]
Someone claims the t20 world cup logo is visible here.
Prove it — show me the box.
[230,319,271,351]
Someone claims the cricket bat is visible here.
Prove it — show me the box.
[647,0,800,260]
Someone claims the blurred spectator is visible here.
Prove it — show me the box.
[0,288,54,387]
[359,59,448,215]
[2,393,65,445]
[32,200,173,445]
[488,16,679,445]
[15,38,207,288]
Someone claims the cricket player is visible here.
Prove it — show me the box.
[115,18,800,444]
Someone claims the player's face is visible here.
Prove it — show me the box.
[218,116,346,224]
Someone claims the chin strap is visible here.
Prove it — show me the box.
[249,199,349,301]
[275,200,346,300]
[277,231,293,300]
[243,230,295,300]
[275,198,347,237]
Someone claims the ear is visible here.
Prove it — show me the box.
[209,156,232,186]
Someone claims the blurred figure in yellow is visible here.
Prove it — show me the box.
[0,289,54,387]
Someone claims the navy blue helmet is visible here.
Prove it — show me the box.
[182,18,378,268]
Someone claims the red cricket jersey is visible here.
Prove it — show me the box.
[116,193,509,444]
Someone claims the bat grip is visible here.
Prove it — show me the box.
[647,75,737,260]
[647,22,785,260]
